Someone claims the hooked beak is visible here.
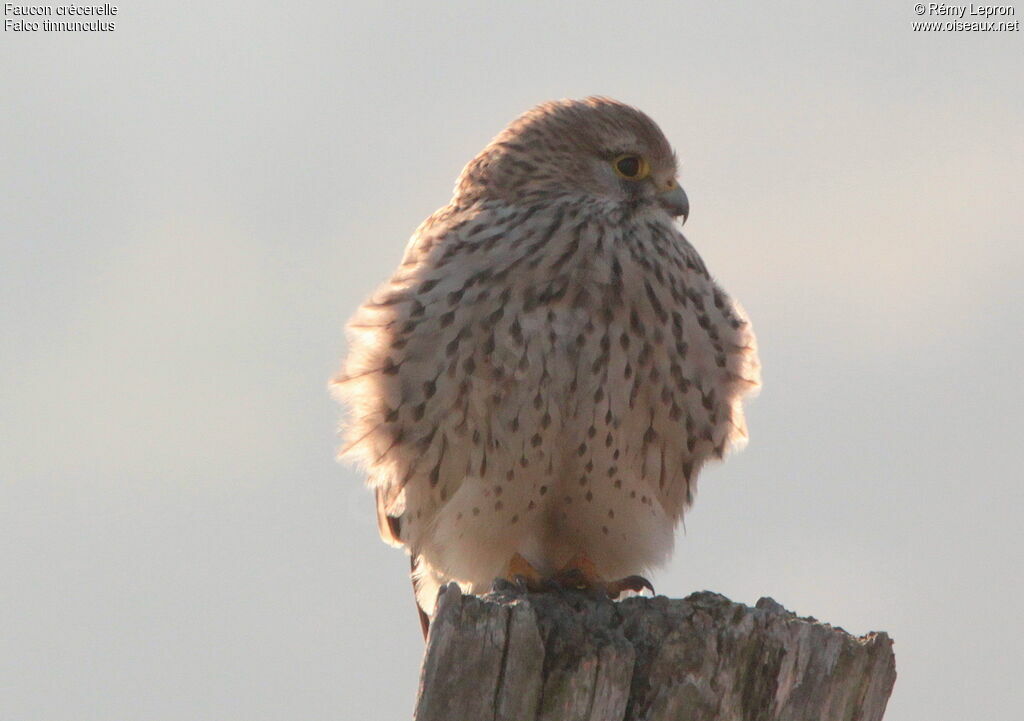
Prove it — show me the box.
[657,181,689,223]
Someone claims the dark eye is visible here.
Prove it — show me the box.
[613,154,650,180]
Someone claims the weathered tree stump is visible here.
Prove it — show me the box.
[414,583,895,721]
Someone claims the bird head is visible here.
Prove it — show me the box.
[455,96,689,223]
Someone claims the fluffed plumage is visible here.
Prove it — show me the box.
[332,97,760,624]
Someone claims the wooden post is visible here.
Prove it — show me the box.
[414,583,896,721]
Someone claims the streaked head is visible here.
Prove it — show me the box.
[455,97,689,222]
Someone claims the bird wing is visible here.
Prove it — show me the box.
[333,202,527,551]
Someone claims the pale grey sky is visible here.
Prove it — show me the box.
[2,2,1022,719]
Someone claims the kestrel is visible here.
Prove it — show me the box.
[333,97,760,635]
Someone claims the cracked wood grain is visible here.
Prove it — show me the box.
[414,584,895,721]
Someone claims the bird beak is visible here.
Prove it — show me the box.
[657,181,689,223]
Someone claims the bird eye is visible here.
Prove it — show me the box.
[613,154,650,181]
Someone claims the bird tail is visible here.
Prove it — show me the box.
[411,555,430,639]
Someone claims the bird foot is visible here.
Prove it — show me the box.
[504,552,546,593]
[496,553,654,600]
[551,554,654,600]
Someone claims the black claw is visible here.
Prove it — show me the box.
[491,577,519,593]
[607,575,655,599]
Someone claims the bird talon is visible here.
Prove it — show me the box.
[605,575,655,599]
[506,553,545,592]
[491,577,519,593]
